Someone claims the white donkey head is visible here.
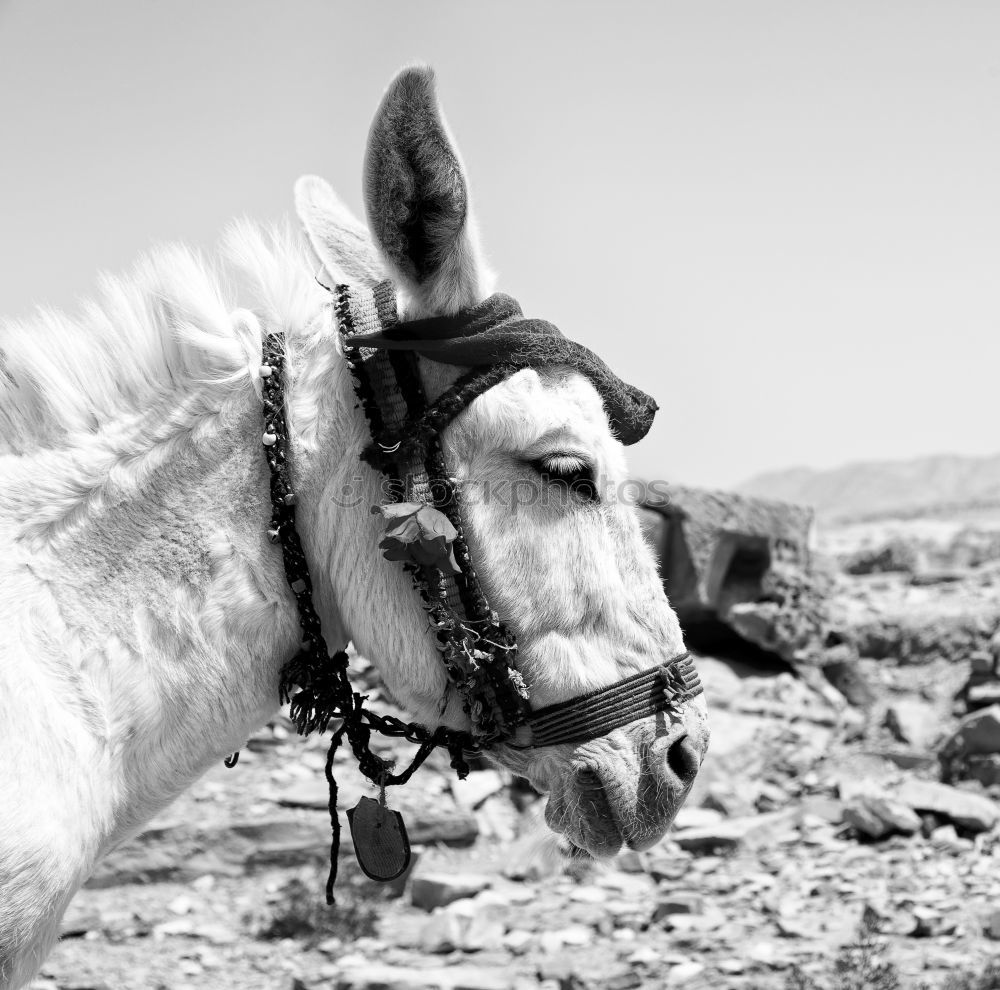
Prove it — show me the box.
[294,66,709,858]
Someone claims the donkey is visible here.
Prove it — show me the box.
[0,66,709,988]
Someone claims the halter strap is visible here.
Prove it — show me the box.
[331,279,702,751]
[337,282,529,748]
[258,280,702,900]
[516,653,701,748]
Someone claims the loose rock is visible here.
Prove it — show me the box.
[894,778,1000,832]
[884,699,940,750]
[671,809,798,852]
[411,872,493,911]
[941,705,1000,760]
[844,794,921,838]
[652,892,705,922]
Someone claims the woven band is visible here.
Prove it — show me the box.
[518,653,702,748]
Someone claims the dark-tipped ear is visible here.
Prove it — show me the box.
[364,65,492,317]
[294,175,385,287]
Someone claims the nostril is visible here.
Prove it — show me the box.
[665,734,700,786]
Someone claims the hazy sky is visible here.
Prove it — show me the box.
[1,1,997,488]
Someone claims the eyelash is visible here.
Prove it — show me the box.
[528,454,599,503]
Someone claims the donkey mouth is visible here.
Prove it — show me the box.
[572,765,629,857]
[550,786,687,860]
[548,795,674,860]
[545,785,626,859]
[545,721,707,859]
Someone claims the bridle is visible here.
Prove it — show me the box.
[249,280,702,901]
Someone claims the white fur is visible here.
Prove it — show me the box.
[0,224,320,988]
[0,67,708,989]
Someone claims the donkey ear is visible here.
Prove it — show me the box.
[294,174,385,286]
[364,65,493,317]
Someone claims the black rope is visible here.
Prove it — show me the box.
[323,727,344,904]
[259,332,472,904]
[338,284,530,749]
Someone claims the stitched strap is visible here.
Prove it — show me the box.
[337,282,470,615]
[338,282,529,746]
[521,653,702,748]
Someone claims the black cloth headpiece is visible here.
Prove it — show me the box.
[351,293,657,445]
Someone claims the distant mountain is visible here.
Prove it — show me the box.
[738,453,1000,522]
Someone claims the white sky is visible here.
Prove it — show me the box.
[1,1,997,488]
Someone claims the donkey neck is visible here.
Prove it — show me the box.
[284,309,477,732]
[5,297,463,841]
[4,364,349,842]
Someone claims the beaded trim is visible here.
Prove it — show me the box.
[259,331,473,904]
[337,283,530,748]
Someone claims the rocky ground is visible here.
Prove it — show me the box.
[32,520,1000,990]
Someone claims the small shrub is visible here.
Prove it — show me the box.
[844,539,919,576]
[939,962,1000,990]
[783,966,820,990]
[782,916,1000,990]
[784,908,900,990]
[941,528,1000,570]
[256,874,382,947]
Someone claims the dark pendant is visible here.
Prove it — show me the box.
[347,796,411,882]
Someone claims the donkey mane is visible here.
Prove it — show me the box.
[0,222,327,456]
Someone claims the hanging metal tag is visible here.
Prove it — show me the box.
[347,796,411,882]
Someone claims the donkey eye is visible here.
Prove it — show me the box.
[528,454,599,503]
